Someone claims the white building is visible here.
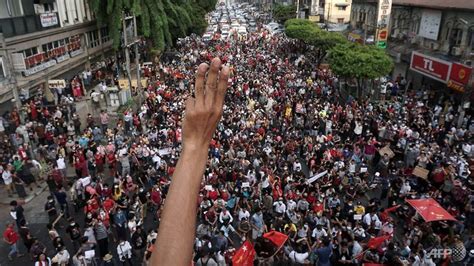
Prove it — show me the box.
[0,0,112,105]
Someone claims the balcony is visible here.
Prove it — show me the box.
[0,12,60,38]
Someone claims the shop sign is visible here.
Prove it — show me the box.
[376,0,392,28]
[48,79,66,89]
[40,13,59,27]
[70,48,84,57]
[410,51,451,83]
[55,53,70,63]
[447,63,472,93]
[23,60,57,77]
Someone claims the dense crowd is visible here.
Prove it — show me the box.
[1,27,473,266]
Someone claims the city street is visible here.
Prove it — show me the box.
[0,0,473,266]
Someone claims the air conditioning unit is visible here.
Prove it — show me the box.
[451,47,462,56]
[430,42,440,50]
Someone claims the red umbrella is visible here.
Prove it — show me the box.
[406,198,457,222]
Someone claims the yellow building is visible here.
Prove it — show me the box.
[324,0,352,24]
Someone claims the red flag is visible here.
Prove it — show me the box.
[380,205,400,222]
[406,198,457,222]
[232,240,256,266]
[367,235,391,249]
[263,231,288,249]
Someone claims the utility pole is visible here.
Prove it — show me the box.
[122,13,132,94]
[296,0,300,19]
[133,15,142,106]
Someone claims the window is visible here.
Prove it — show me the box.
[450,28,463,46]
[469,27,474,50]
[0,57,5,80]
[63,0,69,22]
[337,6,346,11]
[22,47,39,58]
[338,18,344,24]
[101,27,110,43]
[88,30,100,48]
[43,3,54,12]
[6,0,23,17]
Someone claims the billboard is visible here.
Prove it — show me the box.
[447,63,472,93]
[419,9,442,40]
[376,0,392,28]
[410,51,473,93]
[410,51,451,83]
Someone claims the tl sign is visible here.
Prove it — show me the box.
[410,51,472,92]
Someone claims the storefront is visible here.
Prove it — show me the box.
[408,51,473,102]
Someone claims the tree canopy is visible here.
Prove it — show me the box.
[90,0,217,51]
[272,4,296,24]
[285,19,349,65]
[327,42,393,80]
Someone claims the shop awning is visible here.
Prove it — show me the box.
[335,3,350,6]
[406,198,457,222]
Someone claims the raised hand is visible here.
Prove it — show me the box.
[182,57,229,152]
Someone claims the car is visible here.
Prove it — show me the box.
[366,35,375,44]
[202,33,212,41]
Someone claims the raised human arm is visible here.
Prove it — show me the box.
[152,58,229,266]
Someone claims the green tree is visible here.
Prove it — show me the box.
[90,0,215,51]
[284,19,348,65]
[273,4,297,24]
[328,42,393,97]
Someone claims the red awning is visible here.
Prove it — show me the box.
[406,198,457,222]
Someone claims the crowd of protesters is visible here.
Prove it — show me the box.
[1,25,473,266]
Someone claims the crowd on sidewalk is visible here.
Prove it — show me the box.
[1,27,473,266]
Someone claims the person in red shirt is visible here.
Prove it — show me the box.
[3,222,23,260]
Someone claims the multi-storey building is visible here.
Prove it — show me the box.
[0,0,112,106]
[350,0,474,97]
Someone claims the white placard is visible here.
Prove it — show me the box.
[205,185,212,191]
[354,214,362,220]
[40,13,59,27]
[361,167,368,173]
[242,182,250,188]
[85,250,95,259]
[418,9,442,41]
[306,170,328,184]
[376,0,392,28]
[158,148,172,156]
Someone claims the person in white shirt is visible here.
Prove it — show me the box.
[273,198,286,216]
[312,224,328,240]
[400,180,411,197]
[238,207,250,221]
[56,156,67,178]
[289,250,310,264]
[2,166,13,196]
[116,239,132,263]
[286,199,297,212]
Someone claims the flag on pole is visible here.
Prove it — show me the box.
[232,240,256,266]
[263,231,288,249]
[367,235,391,249]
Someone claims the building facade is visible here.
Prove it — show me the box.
[324,0,352,24]
[350,0,474,97]
[0,0,112,105]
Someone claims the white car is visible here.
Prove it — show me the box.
[237,26,247,35]
[202,33,212,41]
